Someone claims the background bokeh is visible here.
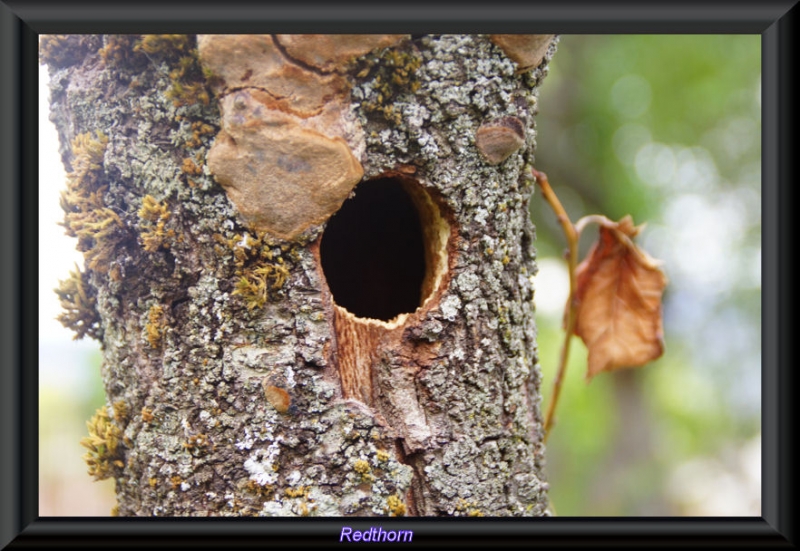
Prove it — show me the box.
[39,35,761,516]
[533,35,761,516]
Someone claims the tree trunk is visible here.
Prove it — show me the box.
[43,33,556,517]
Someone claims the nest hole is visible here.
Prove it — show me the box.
[320,176,448,323]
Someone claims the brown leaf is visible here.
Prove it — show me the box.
[572,216,667,379]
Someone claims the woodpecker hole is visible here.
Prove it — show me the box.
[320,176,449,324]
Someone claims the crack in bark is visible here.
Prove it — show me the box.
[271,35,340,77]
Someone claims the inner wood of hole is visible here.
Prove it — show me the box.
[320,174,451,403]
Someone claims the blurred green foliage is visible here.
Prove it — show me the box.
[534,35,761,516]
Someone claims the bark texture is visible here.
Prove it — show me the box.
[44,34,556,517]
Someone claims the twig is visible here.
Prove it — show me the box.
[531,168,579,443]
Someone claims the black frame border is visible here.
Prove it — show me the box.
[2,1,796,548]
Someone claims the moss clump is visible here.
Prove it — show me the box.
[99,35,150,72]
[181,157,203,177]
[355,45,422,125]
[100,34,188,70]
[179,120,216,150]
[60,131,126,274]
[245,479,275,499]
[165,59,211,107]
[353,459,375,482]
[39,35,101,68]
[353,459,370,475]
[155,37,211,108]
[141,406,155,424]
[233,264,289,311]
[144,304,167,348]
[284,486,309,498]
[112,399,129,425]
[222,232,290,311]
[386,494,406,516]
[182,433,209,454]
[99,35,211,107]
[80,406,124,481]
[138,195,175,253]
[455,498,484,517]
[54,265,103,341]
[134,34,191,58]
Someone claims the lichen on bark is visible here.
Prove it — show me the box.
[44,33,556,517]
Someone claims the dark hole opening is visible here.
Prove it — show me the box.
[320,177,426,321]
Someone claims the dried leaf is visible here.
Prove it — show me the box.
[572,215,667,378]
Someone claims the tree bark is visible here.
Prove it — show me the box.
[43,33,556,517]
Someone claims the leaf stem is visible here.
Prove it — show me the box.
[531,168,579,443]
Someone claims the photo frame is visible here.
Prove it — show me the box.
[3,1,795,547]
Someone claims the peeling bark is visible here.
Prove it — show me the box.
[44,33,556,517]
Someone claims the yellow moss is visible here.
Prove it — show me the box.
[39,35,97,68]
[244,480,275,500]
[161,44,211,107]
[353,459,370,475]
[386,495,406,517]
[135,34,191,57]
[181,157,203,176]
[149,477,158,488]
[141,406,154,424]
[213,232,293,310]
[54,265,102,341]
[298,500,318,516]
[112,400,129,425]
[145,304,167,348]
[455,498,484,517]
[183,121,216,149]
[356,45,422,124]
[182,433,209,451]
[60,131,126,273]
[99,35,149,71]
[170,475,182,489]
[138,195,176,253]
[233,264,288,310]
[80,406,124,481]
[284,486,309,499]
[376,449,390,462]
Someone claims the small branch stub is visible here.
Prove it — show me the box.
[475,116,526,165]
[489,35,557,73]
